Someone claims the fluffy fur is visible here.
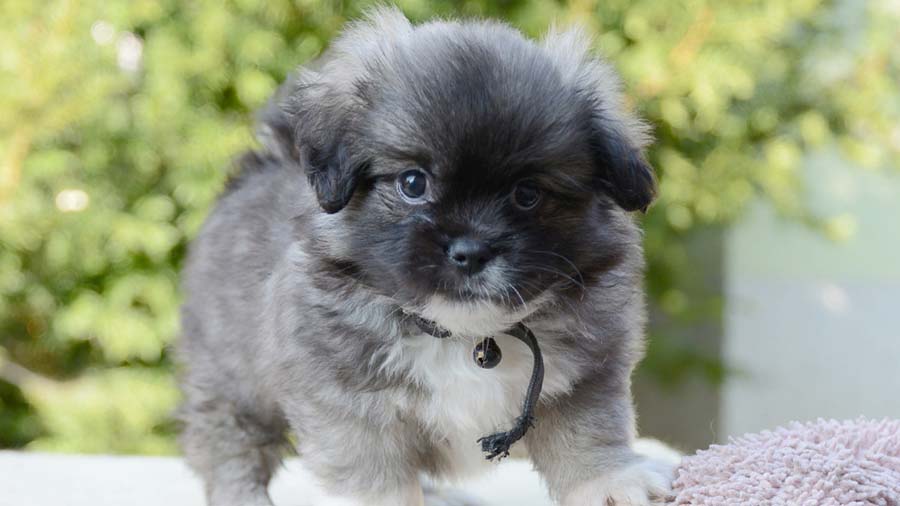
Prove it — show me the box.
[178,8,671,506]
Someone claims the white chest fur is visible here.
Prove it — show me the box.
[384,331,573,478]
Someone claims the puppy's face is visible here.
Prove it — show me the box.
[353,81,604,312]
[265,13,656,328]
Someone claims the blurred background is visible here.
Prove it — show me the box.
[0,0,898,456]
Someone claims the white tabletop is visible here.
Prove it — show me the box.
[0,452,552,506]
[0,440,681,506]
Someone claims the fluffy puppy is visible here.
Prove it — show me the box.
[178,8,672,506]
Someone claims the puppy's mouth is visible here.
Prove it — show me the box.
[404,257,553,335]
[427,262,535,309]
[437,285,506,303]
[405,241,549,310]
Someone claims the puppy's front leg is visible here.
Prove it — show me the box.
[287,404,426,506]
[526,377,674,506]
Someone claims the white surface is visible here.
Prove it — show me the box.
[0,441,683,506]
[722,149,900,438]
[0,452,553,506]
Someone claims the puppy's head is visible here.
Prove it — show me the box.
[263,9,655,333]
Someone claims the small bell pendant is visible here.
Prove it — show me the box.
[473,337,502,369]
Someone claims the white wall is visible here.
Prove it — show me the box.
[722,149,900,437]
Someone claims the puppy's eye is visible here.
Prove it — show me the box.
[512,180,542,210]
[397,169,428,202]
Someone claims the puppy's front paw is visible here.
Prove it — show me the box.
[563,458,675,506]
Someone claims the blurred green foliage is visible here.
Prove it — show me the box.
[1,0,897,453]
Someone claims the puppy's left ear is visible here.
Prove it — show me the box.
[542,27,657,212]
[258,74,367,214]
[589,118,657,213]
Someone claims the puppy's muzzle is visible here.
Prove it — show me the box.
[446,237,493,275]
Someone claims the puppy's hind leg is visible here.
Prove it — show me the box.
[179,389,288,506]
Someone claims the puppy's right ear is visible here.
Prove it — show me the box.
[258,74,366,214]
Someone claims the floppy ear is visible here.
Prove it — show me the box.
[589,118,657,213]
[541,26,657,212]
[258,74,366,214]
[298,140,363,214]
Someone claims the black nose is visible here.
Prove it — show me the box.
[447,238,493,275]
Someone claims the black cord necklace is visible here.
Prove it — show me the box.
[412,315,545,461]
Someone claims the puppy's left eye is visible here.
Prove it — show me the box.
[512,180,542,210]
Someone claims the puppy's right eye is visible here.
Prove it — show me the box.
[397,169,428,202]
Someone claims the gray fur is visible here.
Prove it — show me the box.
[178,8,666,506]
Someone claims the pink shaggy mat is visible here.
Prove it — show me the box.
[671,418,900,506]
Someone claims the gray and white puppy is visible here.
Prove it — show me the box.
[178,8,673,506]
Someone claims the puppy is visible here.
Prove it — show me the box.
[178,8,673,506]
